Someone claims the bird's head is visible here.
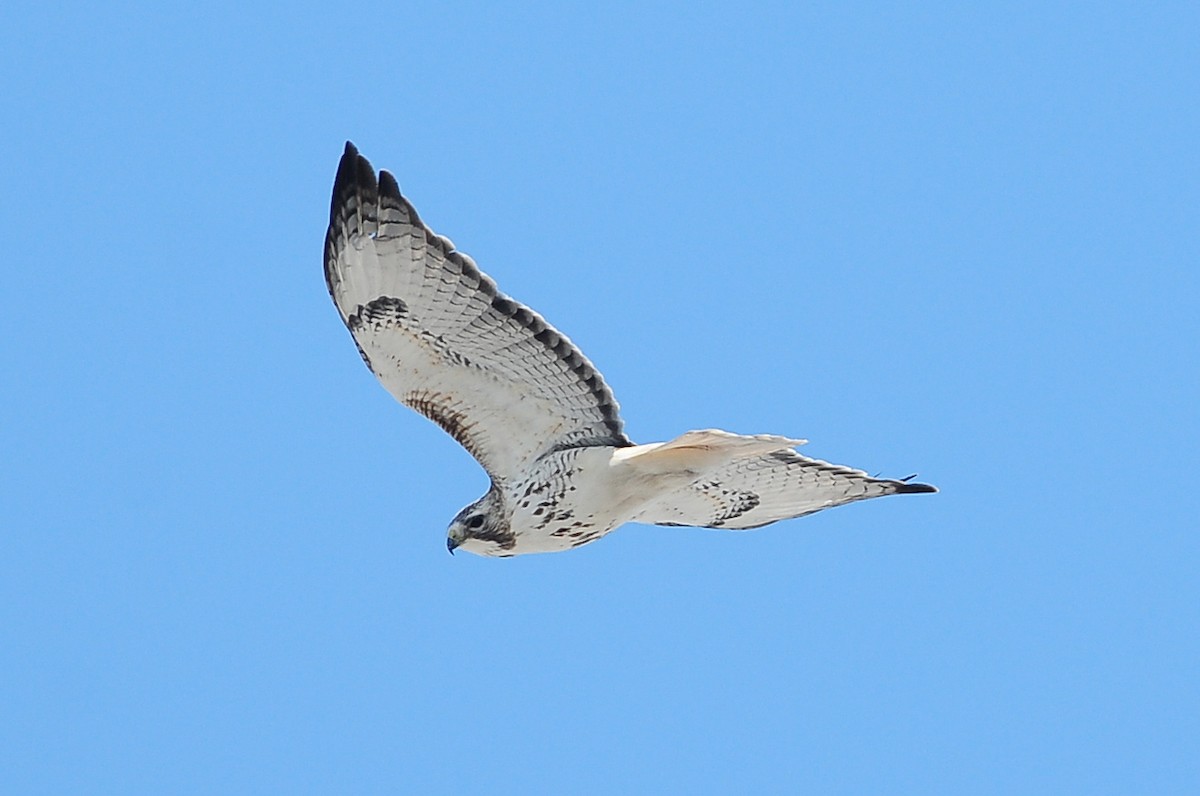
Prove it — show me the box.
[446,487,514,557]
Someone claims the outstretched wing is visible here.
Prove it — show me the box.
[325,142,631,483]
[633,449,936,530]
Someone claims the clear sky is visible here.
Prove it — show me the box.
[2,2,1196,793]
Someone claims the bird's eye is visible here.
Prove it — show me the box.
[467,515,485,530]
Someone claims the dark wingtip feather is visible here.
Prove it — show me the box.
[330,142,373,221]
[378,169,401,200]
[353,149,377,193]
[895,481,938,494]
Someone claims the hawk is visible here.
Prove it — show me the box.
[325,142,936,557]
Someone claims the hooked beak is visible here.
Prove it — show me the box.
[447,537,459,555]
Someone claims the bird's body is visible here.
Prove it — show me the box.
[481,445,652,557]
[325,142,936,557]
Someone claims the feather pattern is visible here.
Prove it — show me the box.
[324,143,936,557]
[325,142,631,484]
[632,447,937,530]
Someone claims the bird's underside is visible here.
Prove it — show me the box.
[324,141,936,557]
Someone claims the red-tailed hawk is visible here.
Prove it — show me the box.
[325,142,936,557]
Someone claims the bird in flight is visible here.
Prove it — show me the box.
[325,142,936,557]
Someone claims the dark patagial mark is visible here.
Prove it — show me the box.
[405,392,482,461]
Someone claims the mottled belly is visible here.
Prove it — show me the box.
[505,447,629,554]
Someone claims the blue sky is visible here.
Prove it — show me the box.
[2,2,1196,793]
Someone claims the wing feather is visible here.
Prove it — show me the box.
[325,142,631,483]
